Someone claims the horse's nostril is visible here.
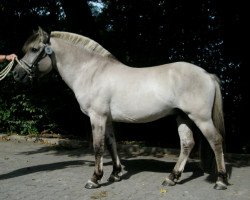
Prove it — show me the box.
[13,70,18,78]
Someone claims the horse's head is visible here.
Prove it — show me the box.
[13,27,54,83]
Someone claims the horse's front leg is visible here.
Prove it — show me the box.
[85,112,107,189]
[105,121,122,182]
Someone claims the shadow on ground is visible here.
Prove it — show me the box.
[3,141,249,186]
[0,160,89,180]
[121,159,205,184]
[0,157,205,188]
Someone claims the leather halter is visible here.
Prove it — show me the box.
[19,35,56,80]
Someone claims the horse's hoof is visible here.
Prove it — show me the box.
[85,180,100,189]
[162,178,176,186]
[214,181,227,190]
[108,174,121,182]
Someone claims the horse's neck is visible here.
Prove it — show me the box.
[51,38,113,91]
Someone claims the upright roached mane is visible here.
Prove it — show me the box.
[51,31,115,59]
[13,28,229,191]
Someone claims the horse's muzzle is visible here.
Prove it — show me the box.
[13,65,30,84]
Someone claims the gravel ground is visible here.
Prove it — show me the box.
[0,136,250,200]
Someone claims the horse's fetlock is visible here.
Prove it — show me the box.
[112,164,122,175]
[92,170,103,183]
[217,171,228,181]
[169,170,182,181]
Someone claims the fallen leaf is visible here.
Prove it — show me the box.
[160,188,167,194]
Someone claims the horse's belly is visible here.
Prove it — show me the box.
[109,71,176,123]
[110,98,174,123]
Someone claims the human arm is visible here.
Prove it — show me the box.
[0,55,7,63]
[0,54,17,63]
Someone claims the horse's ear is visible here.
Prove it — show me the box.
[37,26,47,36]
[37,26,50,43]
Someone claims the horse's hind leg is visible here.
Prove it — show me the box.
[85,112,107,189]
[191,117,228,190]
[105,122,122,182]
[163,115,195,186]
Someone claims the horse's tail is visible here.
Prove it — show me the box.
[212,75,225,138]
[200,75,225,174]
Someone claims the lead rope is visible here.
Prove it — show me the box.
[0,58,29,81]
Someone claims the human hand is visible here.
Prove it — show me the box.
[5,54,17,61]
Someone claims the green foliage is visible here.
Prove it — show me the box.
[0,91,52,134]
[0,94,42,134]
[0,67,57,135]
[0,70,84,136]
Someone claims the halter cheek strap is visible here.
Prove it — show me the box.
[45,45,57,70]
[44,33,57,69]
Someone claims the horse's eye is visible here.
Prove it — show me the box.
[31,47,38,52]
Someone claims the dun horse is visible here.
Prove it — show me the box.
[13,28,229,190]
